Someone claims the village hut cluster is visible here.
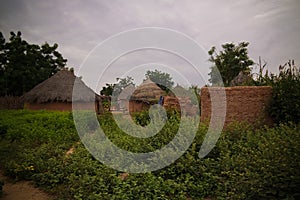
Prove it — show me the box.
[23,71,197,115]
[21,70,273,127]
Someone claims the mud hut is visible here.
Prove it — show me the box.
[129,79,166,112]
[24,70,104,113]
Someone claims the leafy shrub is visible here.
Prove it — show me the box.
[131,108,181,127]
[254,60,300,124]
[214,122,300,199]
[0,124,7,136]
[131,110,151,127]
[0,110,299,199]
[269,62,300,124]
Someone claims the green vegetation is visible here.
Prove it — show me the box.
[254,59,300,124]
[0,110,299,199]
[0,31,67,96]
[208,40,300,124]
[145,69,174,93]
[100,76,135,96]
[101,69,175,97]
[208,42,254,86]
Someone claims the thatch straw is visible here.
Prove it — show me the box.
[24,70,98,103]
[130,79,166,102]
[230,71,253,86]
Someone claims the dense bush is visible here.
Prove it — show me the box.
[269,63,300,124]
[254,60,300,124]
[131,110,151,127]
[0,110,299,199]
[212,122,300,199]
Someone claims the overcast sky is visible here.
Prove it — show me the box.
[1,0,300,89]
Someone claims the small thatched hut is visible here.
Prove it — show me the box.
[24,70,104,113]
[129,79,166,112]
[230,71,253,86]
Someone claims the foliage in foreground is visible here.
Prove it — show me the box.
[254,59,300,124]
[0,110,299,199]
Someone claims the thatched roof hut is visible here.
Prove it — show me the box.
[24,70,104,113]
[130,79,166,102]
[129,79,166,112]
[230,71,253,86]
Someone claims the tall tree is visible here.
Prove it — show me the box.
[100,83,115,96]
[100,76,134,96]
[114,76,135,96]
[145,69,174,92]
[208,42,254,86]
[0,31,67,96]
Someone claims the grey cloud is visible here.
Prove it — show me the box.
[1,0,299,87]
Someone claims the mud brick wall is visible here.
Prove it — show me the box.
[163,96,181,110]
[201,86,273,127]
[163,96,199,116]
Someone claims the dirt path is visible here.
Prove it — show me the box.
[0,172,52,200]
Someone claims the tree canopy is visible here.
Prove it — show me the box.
[0,31,67,96]
[113,76,135,97]
[100,83,115,96]
[100,76,134,96]
[145,69,174,92]
[208,42,254,86]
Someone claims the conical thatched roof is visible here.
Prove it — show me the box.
[24,70,98,103]
[130,79,166,102]
[230,71,253,86]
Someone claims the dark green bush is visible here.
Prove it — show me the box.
[131,110,151,127]
[131,107,181,127]
[254,60,300,124]
[0,110,299,199]
[214,122,300,199]
[0,124,7,136]
[269,63,300,124]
